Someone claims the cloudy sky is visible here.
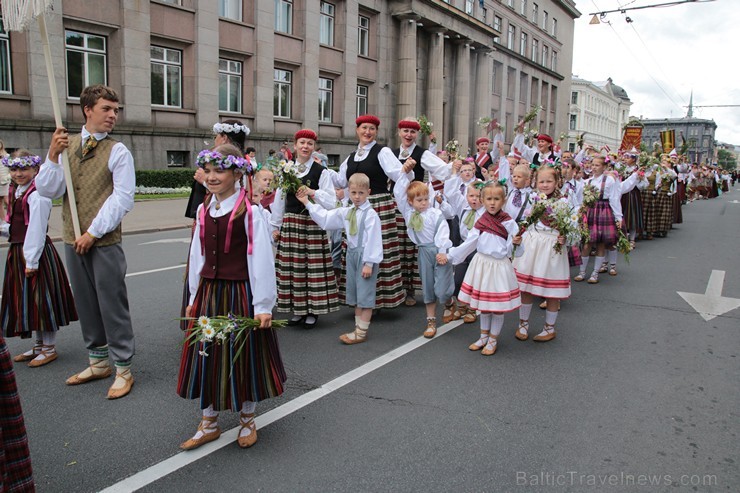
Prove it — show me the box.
[571,0,737,144]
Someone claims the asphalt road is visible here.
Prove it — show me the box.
[2,190,738,492]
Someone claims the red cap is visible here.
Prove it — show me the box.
[537,134,553,144]
[294,129,318,142]
[398,119,421,130]
[356,115,381,127]
[475,137,491,146]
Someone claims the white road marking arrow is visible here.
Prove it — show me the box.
[677,270,740,321]
[139,238,191,245]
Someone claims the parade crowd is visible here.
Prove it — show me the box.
[0,84,734,490]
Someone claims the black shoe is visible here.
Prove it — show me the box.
[303,314,318,329]
[287,315,306,326]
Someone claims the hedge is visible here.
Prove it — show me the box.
[135,169,194,188]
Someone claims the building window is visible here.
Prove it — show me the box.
[219,58,242,113]
[551,50,557,71]
[571,91,578,104]
[552,18,558,38]
[166,150,188,167]
[358,15,370,57]
[521,0,527,16]
[543,11,548,30]
[65,31,107,99]
[320,2,335,46]
[219,0,241,21]
[493,15,502,32]
[507,24,515,50]
[531,38,538,62]
[160,0,182,4]
[532,3,538,24]
[568,142,576,153]
[542,45,548,66]
[481,6,487,23]
[465,0,473,15]
[519,32,527,56]
[150,46,181,107]
[0,19,12,94]
[569,114,577,131]
[356,84,368,117]
[275,0,293,34]
[318,77,333,122]
[507,0,514,8]
[274,69,291,118]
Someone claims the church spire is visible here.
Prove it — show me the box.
[687,90,694,118]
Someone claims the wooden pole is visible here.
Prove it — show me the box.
[37,14,81,238]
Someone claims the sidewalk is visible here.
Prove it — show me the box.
[48,198,193,240]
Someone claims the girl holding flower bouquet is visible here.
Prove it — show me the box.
[270,129,338,329]
[178,144,286,451]
[574,156,623,284]
[511,166,573,342]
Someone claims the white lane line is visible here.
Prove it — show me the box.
[125,265,185,278]
[100,319,464,493]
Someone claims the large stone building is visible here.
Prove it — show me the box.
[640,99,717,164]
[565,76,632,153]
[0,0,579,169]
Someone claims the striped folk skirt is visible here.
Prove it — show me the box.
[177,278,286,412]
[275,212,339,315]
[585,199,618,246]
[672,192,683,224]
[339,193,404,309]
[1,239,78,338]
[458,253,521,313]
[642,189,673,233]
[395,211,421,294]
[0,338,34,492]
[513,227,571,299]
[621,188,644,233]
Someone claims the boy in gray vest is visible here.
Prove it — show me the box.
[37,84,136,399]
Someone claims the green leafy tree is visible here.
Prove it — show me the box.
[717,149,737,170]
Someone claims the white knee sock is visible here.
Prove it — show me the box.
[241,401,256,415]
[607,249,617,265]
[580,256,590,273]
[629,229,636,241]
[519,303,533,322]
[203,405,219,418]
[544,310,558,326]
[479,313,492,331]
[42,332,56,347]
[489,314,504,337]
[592,256,604,275]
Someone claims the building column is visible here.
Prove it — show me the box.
[452,41,470,153]
[342,1,359,139]
[426,28,445,145]
[193,1,219,129]
[473,48,493,138]
[302,5,320,131]
[119,0,152,125]
[395,15,419,120]
[253,0,276,134]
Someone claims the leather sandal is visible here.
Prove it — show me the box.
[481,337,498,356]
[608,265,617,276]
[339,327,367,345]
[423,319,437,338]
[107,368,135,399]
[533,324,556,342]
[180,416,222,450]
[66,361,112,385]
[14,344,42,363]
[28,346,58,368]
[469,334,489,351]
[515,320,529,341]
[574,273,586,282]
[237,413,258,448]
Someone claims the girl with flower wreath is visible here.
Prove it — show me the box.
[511,166,572,343]
[0,150,78,367]
[270,129,339,329]
[177,144,285,451]
[574,155,623,284]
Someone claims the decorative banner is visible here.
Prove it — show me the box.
[620,126,643,151]
[660,130,675,153]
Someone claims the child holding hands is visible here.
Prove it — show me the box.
[297,173,382,345]
[393,174,454,338]
[437,181,522,355]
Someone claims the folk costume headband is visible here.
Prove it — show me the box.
[398,120,421,130]
[196,149,253,174]
[2,155,41,169]
[294,129,318,141]
[356,115,380,127]
[213,122,251,136]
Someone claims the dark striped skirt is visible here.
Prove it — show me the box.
[1,239,78,339]
[177,278,286,411]
[620,188,644,233]
[275,212,339,315]
[672,192,683,224]
[395,211,421,294]
[642,189,673,233]
[0,338,34,492]
[585,199,617,247]
[676,181,687,203]
[339,193,404,309]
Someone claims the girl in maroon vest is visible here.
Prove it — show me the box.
[178,144,285,450]
[0,150,78,367]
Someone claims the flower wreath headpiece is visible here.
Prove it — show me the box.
[1,155,42,169]
[213,122,251,136]
[196,149,253,174]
